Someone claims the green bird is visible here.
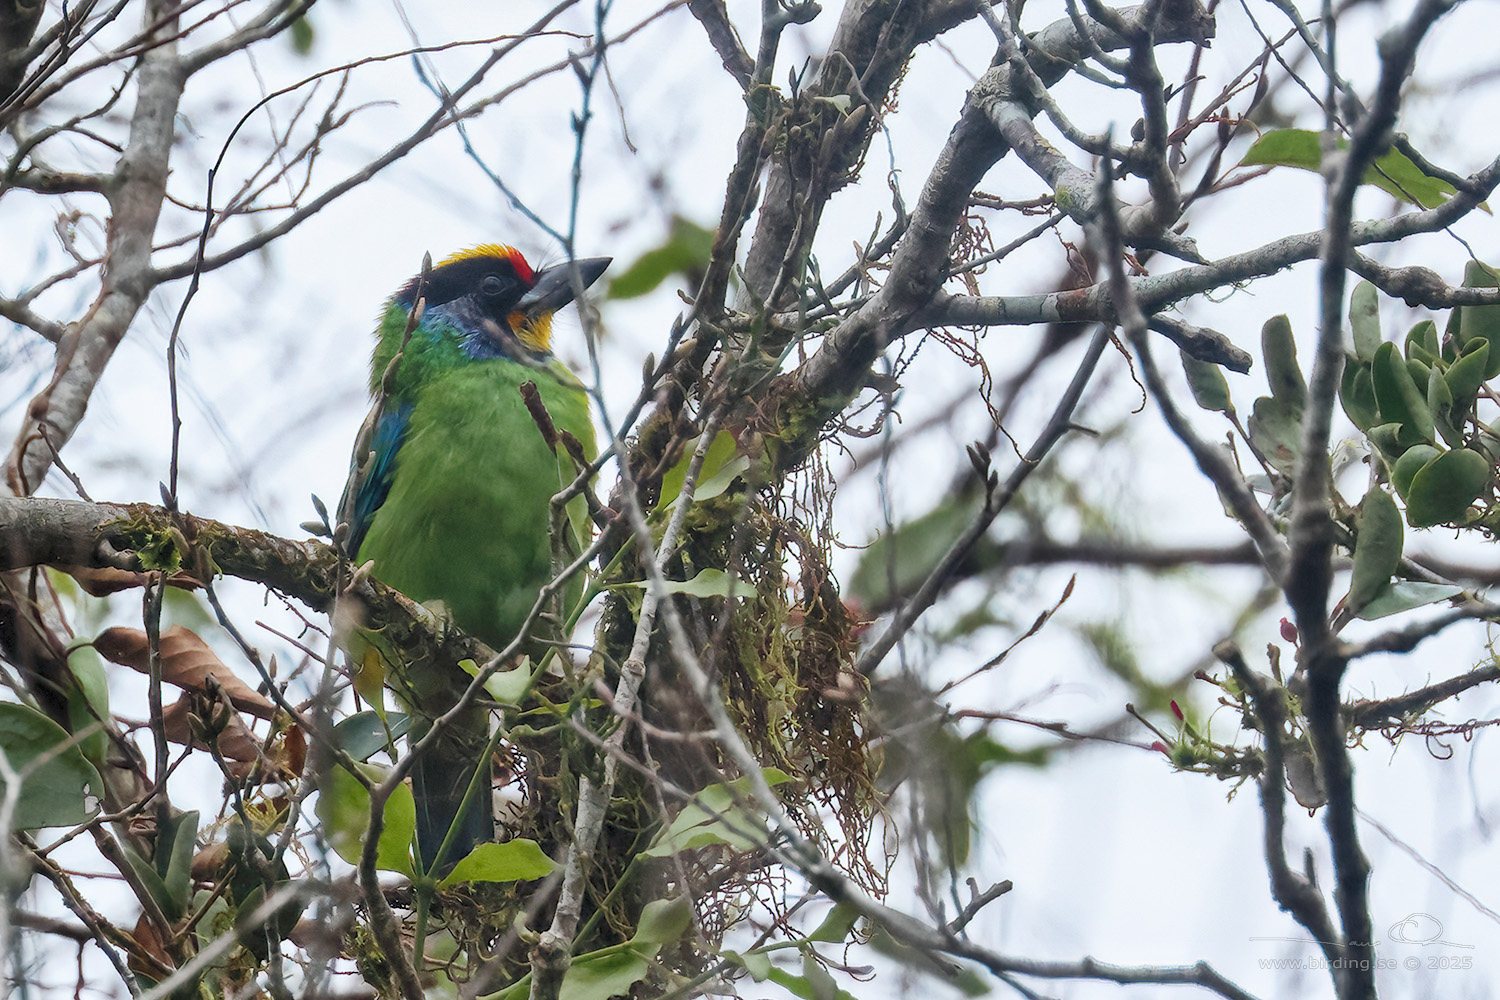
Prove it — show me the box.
[339,244,608,872]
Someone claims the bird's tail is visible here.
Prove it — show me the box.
[410,703,493,873]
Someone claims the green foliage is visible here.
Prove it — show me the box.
[490,897,693,1000]
[1340,354,1379,430]
[121,810,198,922]
[217,818,304,961]
[876,708,1047,872]
[333,710,411,762]
[1179,349,1234,412]
[439,840,556,886]
[615,567,750,599]
[1240,130,1468,209]
[1238,313,1318,477]
[849,493,991,612]
[1248,395,1302,475]
[1336,276,1498,530]
[1357,581,1465,620]
[1348,488,1403,611]
[807,902,860,943]
[0,702,102,831]
[1261,314,1306,409]
[63,641,110,766]
[289,16,314,54]
[765,953,860,1000]
[1349,280,1382,361]
[1456,261,1500,377]
[655,430,750,512]
[315,763,417,876]
[1403,448,1489,526]
[1371,341,1434,447]
[644,769,794,857]
[607,216,716,299]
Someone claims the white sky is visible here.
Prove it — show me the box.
[5,0,1500,997]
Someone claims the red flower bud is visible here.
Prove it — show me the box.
[1280,617,1299,645]
[1170,700,1185,721]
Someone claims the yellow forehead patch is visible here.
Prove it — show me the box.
[436,244,536,284]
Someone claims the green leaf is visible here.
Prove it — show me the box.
[560,951,650,1000]
[1366,147,1469,210]
[1357,581,1465,620]
[1179,350,1233,412]
[607,216,716,299]
[727,948,773,981]
[0,703,102,830]
[766,963,857,1000]
[1371,341,1435,446]
[1405,320,1439,364]
[1406,357,1432,393]
[1458,261,1500,377]
[334,711,410,763]
[1444,340,1490,411]
[1261,315,1306,408]
[459,658,533,703]
[439,839,556,886]
[615,568,749,599]
[1349,281,1382,361]
[121,845,176,922]
[162,810,200,921]
[1339,358,1379,431]
[554,898,692,1000]
[1427,369,1460,447]
[315,763,416,876]
[867,925,991,995]
[807,903,860,943]
[1426,363,1452,411]
[645,769,793,857]
[1366,422,1407,459]
[1241,130,1470,210]
[1405,448,1491,527]
[63,641,110,766]
[1348,488,1403,610]
[685,454,752,506]
[656,431,746,511]
[1390,444,1442,499]
[1240,129,1323,171]
[849,495,989,610]
[801,952,843,1000]
[289,16,314,54]
[1247,395,1302,474]
[631,896,693,946]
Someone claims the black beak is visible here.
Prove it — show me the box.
[516,257,611,316]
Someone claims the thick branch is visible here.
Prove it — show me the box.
[0,496,491,665]
[7,3,183,496]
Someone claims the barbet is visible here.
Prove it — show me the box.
[339,245,608,871]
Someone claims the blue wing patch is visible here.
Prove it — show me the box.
[342,401,412,559]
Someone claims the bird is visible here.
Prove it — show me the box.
[338,244,608,873]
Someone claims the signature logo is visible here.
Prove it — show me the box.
[1388,913,1473,950]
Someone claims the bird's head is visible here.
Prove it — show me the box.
[392,244,610,367]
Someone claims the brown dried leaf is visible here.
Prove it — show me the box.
[58,564,151,596]
[283,723,306,777]
[191,840,230,882]
[95,626,276,720]
[160,695,263,762]
[128,913,174,979]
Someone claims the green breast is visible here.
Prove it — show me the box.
[357,358,594,653]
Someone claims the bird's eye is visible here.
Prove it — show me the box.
[480,275,506,296]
